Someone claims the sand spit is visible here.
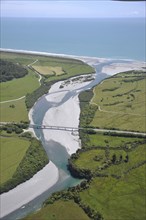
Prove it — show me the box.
[102,62,146,76]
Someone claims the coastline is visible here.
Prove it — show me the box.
[1,47,145,70]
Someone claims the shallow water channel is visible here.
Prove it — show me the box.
[2,60,123,220]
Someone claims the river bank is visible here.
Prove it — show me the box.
[0,162,58,218]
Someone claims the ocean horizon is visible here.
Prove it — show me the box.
[1,17,145,61]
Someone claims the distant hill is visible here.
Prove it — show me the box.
[0,59,28,82]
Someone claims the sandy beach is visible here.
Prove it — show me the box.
[102,61,145,76]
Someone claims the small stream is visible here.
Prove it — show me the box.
[2,59,130,220]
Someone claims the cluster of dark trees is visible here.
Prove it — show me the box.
[103,131,146,138]
[0,59,28,82]
[0,138,48,194]
[111,154,129,164]
[1,122,28,134]
[79,90,98,147]
[25,80,55,109]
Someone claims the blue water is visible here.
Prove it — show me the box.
[1,17,145,61]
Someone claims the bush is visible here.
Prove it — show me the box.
[0,59,28,82]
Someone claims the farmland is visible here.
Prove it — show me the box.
[25,200,90,220]
[0,71,39,102]
[32,65,65,76]
[66,70,146,220]
[0,130,49,193]
[0,51,94,112]
[80,164,146,220]
[0,136,30,185]
[0,98,28,122]
[90,71,146,132]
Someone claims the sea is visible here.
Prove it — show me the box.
[1,17,145,61]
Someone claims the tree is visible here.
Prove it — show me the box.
[125,155,129,163]
[112,154,116,164]
[119,155,123,162]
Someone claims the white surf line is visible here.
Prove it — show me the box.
[0,96,25,104]
[91,102,146,117]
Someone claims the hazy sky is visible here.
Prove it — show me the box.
[1,0,145,18]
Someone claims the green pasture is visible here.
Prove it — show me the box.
[0,137,30,184]
[82,132,141,148]
[37,60,94,81]
[0,52,94,80]
[32,65,65,76]
[0,71,39,102]
[74,148,126,172]
[25,200,90,220]
[0,52,37,65]
[90,71,146,132]
[74,139,146,176]
[104,143,146,176]
[0,98,28,122]
[80,164,146,220]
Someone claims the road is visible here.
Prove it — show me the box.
[0,96,25,104]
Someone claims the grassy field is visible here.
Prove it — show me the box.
[90,71,146,132]
[0,71,39,102]
[25,200,90,220]
[1,52,94,81]
[67,132,146,220]
[0,136,30,184]
[74,140,145,175]
[0,98,28,122]
[80,132,141,148]
[32,65,65,76]
[80,164,146,220]
[66,71,146,220]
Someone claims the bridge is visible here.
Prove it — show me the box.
[29,124,80,132]
[0,122,146,137]
[29,124,146,137]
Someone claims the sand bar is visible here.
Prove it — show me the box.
[43,75,93,155]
